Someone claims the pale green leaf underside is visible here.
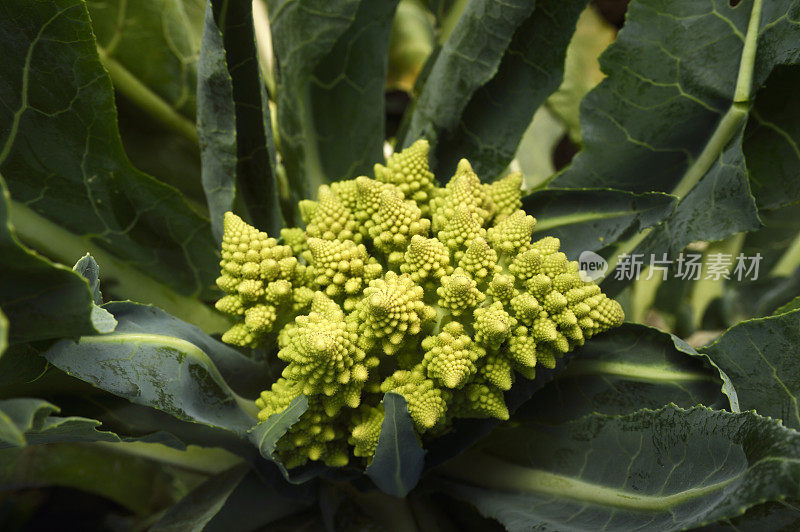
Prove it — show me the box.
[44,330,257,436]
[103,301,272,398]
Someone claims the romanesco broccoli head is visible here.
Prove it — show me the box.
[215,139,624,469]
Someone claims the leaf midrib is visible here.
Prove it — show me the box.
[97,47,198,142]
[254,396,306,457]
[533,208,658,233]
[561,359,719,384]
[9,199,230,334]
[442,452,743,513]
[603,0,764,277]
[62,332,258,419]
[0,4,71,166]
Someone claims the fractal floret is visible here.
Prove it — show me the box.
[215,139,624,468]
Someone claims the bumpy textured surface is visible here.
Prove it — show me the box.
[216,140,624,468]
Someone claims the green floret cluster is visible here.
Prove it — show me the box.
[214,139,624,469]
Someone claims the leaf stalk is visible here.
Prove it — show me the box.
[9,200,231,334]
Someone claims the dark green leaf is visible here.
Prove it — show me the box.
[115,94,206,207]
[0,176,111,344]
[269,0,398,197]
[72,254,103,306]
[0,442,187,516]
[43,325,258,436]
[366,392,425,498]
[0,344,47,390]
[554,0,748,190]
[0,0,223,322]
[198,0,282,240]
[438,406,800,531]
[400,0,535,169]
[699,499,800,531]
[197,4,237,241]
[661,204,800,330]
[0,398,118,449]
[515,324,735,425]
[205,470,314,532]
[57,395,255,456]
[249,395,308,469]
[745,65,800,210]
[523,189,677,257]
[552,0,800,290]
[431,0,588,180]
[708,268,800,328]
[703,309,800,430]
[102,301,273,397]
[151,463,250,532]
[98,0,207,204]
[306,0,399,185]
[620,127,758,282]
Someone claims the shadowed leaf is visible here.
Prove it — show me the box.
[198,0,282,240]
[515,323,736,425]
[0,0,221,322]
[523,188,677,258]
[268,0,398,198]
[438,406,800,531]
[366,393,425,498]
[0,176,110,344]
[151,463,250,532]
[0,398,118,449]
[427,0,588,180]
[703,309,800,430]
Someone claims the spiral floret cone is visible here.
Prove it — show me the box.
[216,142,624,468]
